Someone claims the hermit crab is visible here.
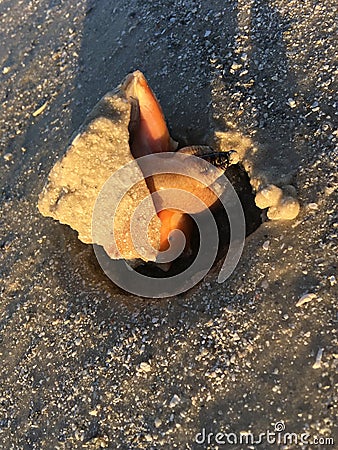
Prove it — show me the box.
[38,71,243,270]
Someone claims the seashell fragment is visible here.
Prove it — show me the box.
[296,292,318,307]
[312,347,324,369]
[38,74,162,261]
[38,71,237,262]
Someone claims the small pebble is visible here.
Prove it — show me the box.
[230,62,242,72]
[144,434,152,442]
[255,184,283,209]
[204,30,211,37]
[154,418,162,428]
[288,98,296,108]
[4,153,13,162]
[169,394,181,408]
[267,196,300,220]
[139,362,152,373]
[262,240,270,250]
[328,275,336,286]
[75,430,85,441]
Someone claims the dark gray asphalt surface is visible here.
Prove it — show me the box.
[1,0,337,449]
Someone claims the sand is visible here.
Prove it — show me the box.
[1,0,337,448]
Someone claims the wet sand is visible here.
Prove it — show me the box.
[1,0,337,448]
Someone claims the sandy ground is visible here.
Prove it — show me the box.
[1,0,337,449]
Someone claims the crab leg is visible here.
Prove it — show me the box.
[178,146,239,170]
